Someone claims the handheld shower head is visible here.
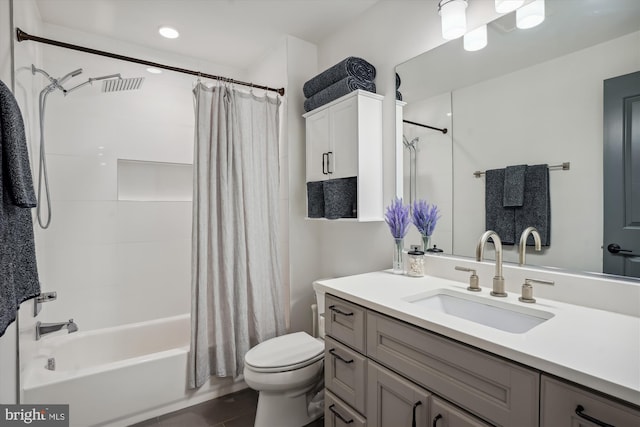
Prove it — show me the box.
[58,68,83,85]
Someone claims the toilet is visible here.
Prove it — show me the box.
[244,289,326,427]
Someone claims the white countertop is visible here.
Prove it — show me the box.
[314,271,640,406]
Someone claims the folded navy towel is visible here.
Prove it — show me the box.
[0,79,40,337]
[303,57,376,98]
[304,77,375,112]
[396,73,401,90]
[503,164,526,207]
[515,164,550,246]
[485,168,515,245]
[306,181,324,218]
[323,177,357,219]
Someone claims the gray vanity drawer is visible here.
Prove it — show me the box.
[366,312,540,427]
[541,375,640,426]
[325,336,367,415]
[325,390,367,427]
[325,294,366,353]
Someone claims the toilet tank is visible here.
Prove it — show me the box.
[314,288,326,339]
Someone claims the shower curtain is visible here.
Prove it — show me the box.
[189,83,286,388]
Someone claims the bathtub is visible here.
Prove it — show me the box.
[22,314,244,427]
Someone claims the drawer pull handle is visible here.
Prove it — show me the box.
[432,413,443,427]
[328,305,354,316]
[329,348,354,364]
[575,405,615,427]
[412,401,422,427]
[329,404,353,424]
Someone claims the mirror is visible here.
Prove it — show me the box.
[396,0,640,275]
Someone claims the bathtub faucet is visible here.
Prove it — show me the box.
[36,319,78,340]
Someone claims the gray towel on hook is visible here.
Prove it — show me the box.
[503,164,526,207]
[303,57,376,98]
[515,164,550,246]
[485,168,515,245]
[0,79,40,337]
[304,77,375,112]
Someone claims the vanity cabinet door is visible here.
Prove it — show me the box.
[367,360,430,427]
[326,390,367,427]
[325,336,367,415]
[325,294,366,353]
[541,375,640,426]
[431,396,492,427]
[367,312,539,427]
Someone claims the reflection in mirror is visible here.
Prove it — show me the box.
[396,0,640,277]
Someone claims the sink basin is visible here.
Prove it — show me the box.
[405,289,554,333]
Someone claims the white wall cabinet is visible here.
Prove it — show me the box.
[303,90,383,221]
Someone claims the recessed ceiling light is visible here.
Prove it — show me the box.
[146,67,162,74]
[158,26,179,39]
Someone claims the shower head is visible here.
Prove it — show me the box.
[58,68,83,85]
[101,76,145,93]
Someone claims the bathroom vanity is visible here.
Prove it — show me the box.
[315,271,640,427]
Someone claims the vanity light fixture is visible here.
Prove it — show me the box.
[464,24,487,51]
[495,0,524,14]
[516,0,545,29]
[438,0,468,40]
[158,26,180,39]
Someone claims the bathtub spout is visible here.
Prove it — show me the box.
[36,319,78,340]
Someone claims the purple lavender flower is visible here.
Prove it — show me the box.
[411,199,441,237]
[385,198,410,239]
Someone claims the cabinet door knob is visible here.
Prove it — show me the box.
[411,400,422,427]
[329,404,353,424]
[328,305,354,316]
[329,348,354,364]
[432,413,443,427]
[575,405,615,427]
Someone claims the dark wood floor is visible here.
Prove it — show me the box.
[130,388,324,427]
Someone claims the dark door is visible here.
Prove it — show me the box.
[603,71,640,277]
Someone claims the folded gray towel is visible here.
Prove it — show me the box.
[323,177,357,219]
[303,57,376,98]
[515,164,550,246]
[396,91,403,101]
[306,181,324,218]
[0,80,37,208]
[503,164,526,207]
[304,77,375,112]
[396,73,401,90]
[485,168,515,244]
[0,79,40,337]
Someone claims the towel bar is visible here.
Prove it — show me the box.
[473,162,570,178]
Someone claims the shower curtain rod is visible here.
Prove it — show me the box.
[403,119,448,134]
[16,28,285,96]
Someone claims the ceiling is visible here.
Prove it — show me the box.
[35,0,381,70]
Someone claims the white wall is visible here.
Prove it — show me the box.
[15,23,247,360]
[452,31,640,272]
[314,1,500,278]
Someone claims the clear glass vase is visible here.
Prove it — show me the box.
[393,238,404,274]
[422,235,431,252]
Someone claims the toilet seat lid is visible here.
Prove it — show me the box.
[244,332,324,371]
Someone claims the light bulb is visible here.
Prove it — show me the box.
[464,25,487,51]
[439,0,468,40]
[516,0,545,29]
[495,0,525,14]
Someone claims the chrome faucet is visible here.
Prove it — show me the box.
[518,226,542,265]
[476,230,507,297]
[36,319,78,340]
